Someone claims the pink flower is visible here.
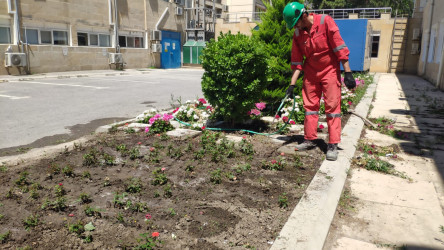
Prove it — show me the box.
[255,102,266,111]
[242,136,247,139]
[368,150,373,155]
[201,126,206,130]
[198,98,207,104]
[145,127,150,133]
[250,109,261,116]
[162,113,174,121]
[137,142,142,145]
[280,152,285,156]
[282,116,288,122]
[150,147,155,152]
[172,107,179,113]
[319,124,325,129]
[149,117,157,124]
[348,101,352,106]
[125,123,129,126]
[275,115,280,119]
[145,213,152,220]
[68,213,74,217]
[271,159,277,164]
[289,120,296,125]
[161,168,166,171]
[58,183,63,186]
[152,232,159,238]
[206,106,213,111]
[156,134,160,137]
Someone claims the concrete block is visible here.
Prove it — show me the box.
[166,128,201,140]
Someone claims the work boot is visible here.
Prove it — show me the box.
[326,143,338,161]
[294,140,316,151]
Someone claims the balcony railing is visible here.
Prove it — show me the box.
[221,12,264,23]
[309,7,392,19]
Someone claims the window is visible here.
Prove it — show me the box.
[0,27,11,44]
[371,33,380,58]
[41,30,52,44]
[53,30,68,45]
[77,32,88,46]
[99,34,110,47]
[25,29,39,44]
[119,35,144,48]
[77,32,110,47]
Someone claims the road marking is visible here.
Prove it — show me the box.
[108,79,161,84]
[17,81,109,90]
[0,94,30,100]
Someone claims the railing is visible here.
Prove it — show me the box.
[309,7,392,19]
[222,12,264,23]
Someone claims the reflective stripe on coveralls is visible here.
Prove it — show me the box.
[292,62,303,66]
[305,111,319,116]
[291,13,350,144]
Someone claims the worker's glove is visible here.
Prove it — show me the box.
[286,85,295,99]
[344,72,356,90]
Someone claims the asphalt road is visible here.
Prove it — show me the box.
[0,68,204,155]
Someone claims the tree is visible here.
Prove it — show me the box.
[252,0,304,106]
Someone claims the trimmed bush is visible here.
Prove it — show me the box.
[201,32,268,125]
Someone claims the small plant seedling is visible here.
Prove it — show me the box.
[83,149,99,166]
[152,168,168,186]
[68,220,85,236]
[116,212,124,223]
[54,184,66,197]
[0,230,11,243]
[84,205,103,218]
[163,184,173,198]
[0,165,8,172]
[210,168,222,184]
[23,214,40,230]
[82,171,91,179]
[15,171,30,187]
[125,178,142,193]
[278,193,288,209]
[79,192,92,204]
[62,165,74,177]
[168,208,176,216]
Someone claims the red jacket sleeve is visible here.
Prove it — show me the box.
[325,15,349,61]
[291,30,303,71]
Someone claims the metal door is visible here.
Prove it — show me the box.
[161,30,181,69]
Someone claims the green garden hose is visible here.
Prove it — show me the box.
[174,95,297,136]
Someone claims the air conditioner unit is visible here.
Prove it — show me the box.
[176,7,183,15]
[152,44,162,53]
[150,30,161,41]
[5,53,27,67]
[223,5,228,12]
[109,53,123,64]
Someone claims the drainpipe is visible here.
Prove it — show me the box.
[421,0,434,76]
[113,0,120,53]
[7,0,21,52]
[156,7,169,31]
[437,38,444,88]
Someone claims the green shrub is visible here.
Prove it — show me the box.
[201,32,268,124]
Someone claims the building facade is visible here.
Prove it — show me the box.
[417,0,444,89]
[0,0,187,75]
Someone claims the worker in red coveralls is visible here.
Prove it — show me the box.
[283,2,356,161]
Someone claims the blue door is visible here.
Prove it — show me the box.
[336,19,368,71]
[161,30,181,69]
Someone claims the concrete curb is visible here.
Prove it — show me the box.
[270,74,379,250]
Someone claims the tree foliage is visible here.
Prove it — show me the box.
[252,0,304,106]
[307,0,414,16]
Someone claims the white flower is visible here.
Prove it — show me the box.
[136,114,145,120]
[295,108,300,112]
[295,95,300,99]
[193,114,199,120]
[186,100,191,104]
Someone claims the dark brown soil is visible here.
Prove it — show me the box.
[0,129,325,249]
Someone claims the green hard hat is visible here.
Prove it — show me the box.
[283,2,305,29]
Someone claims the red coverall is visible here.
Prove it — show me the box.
[291,13,349,144]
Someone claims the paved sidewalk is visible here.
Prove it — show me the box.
[324,74,444,249]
